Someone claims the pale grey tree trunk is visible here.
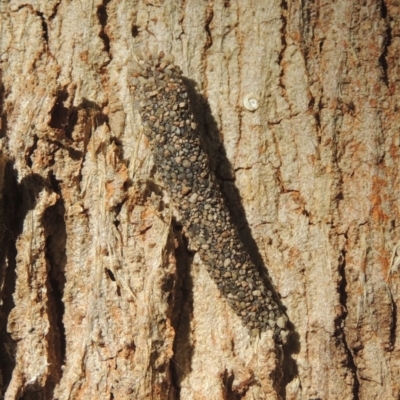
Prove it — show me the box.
[0,0,399,399]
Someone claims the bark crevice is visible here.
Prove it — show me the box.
[337,248,360,400]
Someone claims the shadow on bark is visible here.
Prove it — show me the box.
[169,221,195,396]
[0,162,19,396]
[183,76,300,395]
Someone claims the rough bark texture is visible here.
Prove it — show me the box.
[0,0,399,399]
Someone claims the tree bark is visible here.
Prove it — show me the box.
[0,0,399,399]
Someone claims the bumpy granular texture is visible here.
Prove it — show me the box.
[131,49,288,342]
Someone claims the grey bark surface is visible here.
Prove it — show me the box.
[0,0,399,399]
